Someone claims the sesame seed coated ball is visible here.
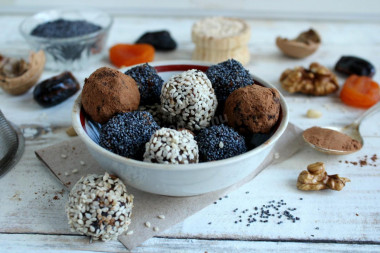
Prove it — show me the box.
[65,173,134,241]
[206,59,253,104]
[99,111,159,160]
[196,124,247,162]
[143,128,199,164]
[160,69,218,131]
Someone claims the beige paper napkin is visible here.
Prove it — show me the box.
[35,123,303,250]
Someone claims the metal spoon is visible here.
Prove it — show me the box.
[303,102,380,155]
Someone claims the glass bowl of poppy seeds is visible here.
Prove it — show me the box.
[20,9,112,71]
[72,60,289,197]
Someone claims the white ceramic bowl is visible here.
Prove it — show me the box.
[72,61,289,196]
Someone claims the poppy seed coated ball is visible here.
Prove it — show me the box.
[196,124,246,162]
[206,59,253,104]
[125,63,164,105]
[99,111,159,160]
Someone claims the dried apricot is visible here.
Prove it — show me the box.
[109,44,154,68]
[340,75,380,108]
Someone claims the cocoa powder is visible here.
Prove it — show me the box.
[303,126,362,152]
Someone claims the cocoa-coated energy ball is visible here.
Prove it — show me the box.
[224,85,281,134]
[82,67,140,124]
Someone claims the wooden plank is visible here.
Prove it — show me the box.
[1,234,380,253]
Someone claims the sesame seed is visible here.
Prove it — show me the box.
[219,141,224,148]
[157,215,165,219]
[61,154,67,159]
[80,161,86,166]
[153,226,159,232]
[72,169,78,174]
[65,172,69,176]
[126,230,134,235]
[145,221,151,228]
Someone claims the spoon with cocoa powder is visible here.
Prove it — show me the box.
[303,102,380,155]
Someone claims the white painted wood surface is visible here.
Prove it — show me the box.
[0,13,379,252]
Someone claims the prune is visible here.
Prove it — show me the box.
[135,30,177,51]
[31,19,102,38]
[335,56,375,77]
[33,71,80,107]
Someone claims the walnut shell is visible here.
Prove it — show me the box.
[0,50,45,95]
[276,29,321,58]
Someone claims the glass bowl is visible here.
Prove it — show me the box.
[19,9,113,71]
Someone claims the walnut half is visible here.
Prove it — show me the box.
[0,50,45,95]
[297,162,350,191]
[280,62,339,96]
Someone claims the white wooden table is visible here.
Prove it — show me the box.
[0,14,380,252]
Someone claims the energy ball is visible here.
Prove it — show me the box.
[196,124,246,162]
[99,111,159,160]
[124,63,164,105]
[143,128,199,164]
[224,85,281,134]
[138,103,163,126]
[66,173,134,241]
[206,59,253,104]
[82,67,140,124]
[160,69,217,131]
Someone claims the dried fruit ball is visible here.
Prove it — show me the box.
[143,128,199,164]
[109,44,155,68]
[66,173,133,241]
[82,67,140,124]
[335,56,375,77]
[206,59,253,104]
[340,75,380,108]
[125,63,164,105]
[31,19,101,38]
[99,111,159,160]
[224,85,280,134]
[138,103,164,126]
[160,69,218,131]
[196,124,246,162]
[135,30,177,51]
[33,71,79,107]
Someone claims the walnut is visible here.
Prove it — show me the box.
[297,162,350,191]
[0,50,45,95]
[280,62,339,96]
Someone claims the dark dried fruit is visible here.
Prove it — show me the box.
[33,71,79,107]
[135,30,177,51]
[335,56,375,77]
